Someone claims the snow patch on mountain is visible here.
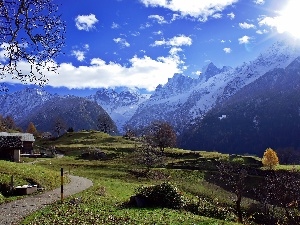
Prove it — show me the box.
[0,88,54,123]
[87,87,150,131]
[126,40,300,133]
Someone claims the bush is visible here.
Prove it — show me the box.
[0,182,13,197]
[185,197,235,221]
[134,182,186,209]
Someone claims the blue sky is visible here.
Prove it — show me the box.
[1,0,300,94]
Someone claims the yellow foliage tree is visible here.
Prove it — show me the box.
[262,148,279,169]
[27,122,37,136]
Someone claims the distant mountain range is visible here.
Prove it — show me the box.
[0,89,117,134]
[1,40,300,155]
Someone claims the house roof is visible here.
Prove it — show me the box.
[0,132,35,142]
[0,136,23,149]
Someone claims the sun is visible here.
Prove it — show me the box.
[277,0,300,38]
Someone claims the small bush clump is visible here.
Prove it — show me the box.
[0,182,13,197]
[185,197,235,221]
[134,182,186,209]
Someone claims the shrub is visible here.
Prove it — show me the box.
[67,127,74,132]
[134,182,186,209]
[185,197,235,221]
[80,149,110,160]
[0,182,13,197]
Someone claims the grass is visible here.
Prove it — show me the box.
[2,131,294,224]
[35,131,135,156]
[21,157,239,225]
[0,160,65,204]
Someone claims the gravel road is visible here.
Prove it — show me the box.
[0,175,93,225]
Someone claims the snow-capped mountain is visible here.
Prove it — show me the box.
[1,40,299,143]
[87,87,150,131]
[0,86,149,133]
[180,56,300,154]
[126,40,300,133]
[0,87,54,123]
[200,62,232,82]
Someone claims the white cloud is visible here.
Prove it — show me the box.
[0,42,29,63]
[71,50,85,62]
[152,35,192,47]
[75,14,98,31]
[258,1,300,38]
[171,13,181,22]
[223,47,232,53]
[130,31,140,36]
[113,38,130,48]
[258,16,278,27]
[111,22,120,29]
[238,35,251,44]
[153,30,163,35]
[140,0,238,22]
[140,22,152,29]
[212,13,222,19]
[227,12,235,20]
[256,29,268,34]
[239,22,256,29]
[70,44,89,61]
[169,47,183,56]
[221,40,226,43]
[2,53,184,91]
[193,71,202,76]
[148,15,168,24]
[254,0,265,5]
[0,43,8,62]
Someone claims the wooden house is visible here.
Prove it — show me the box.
[0,132,35,162]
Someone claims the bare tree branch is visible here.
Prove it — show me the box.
[0,0,66,87]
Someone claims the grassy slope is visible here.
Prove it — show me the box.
[12,131,245,224]
[0,160,63,204]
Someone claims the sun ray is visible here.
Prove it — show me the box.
[277,0,300,38]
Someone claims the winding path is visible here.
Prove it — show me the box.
[0,175,93,225]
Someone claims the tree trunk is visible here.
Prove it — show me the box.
[236,192,243,223]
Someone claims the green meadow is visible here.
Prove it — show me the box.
[1,131,297,224]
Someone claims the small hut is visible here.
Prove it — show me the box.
[0,132,35,162]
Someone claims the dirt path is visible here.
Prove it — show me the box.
[0,175,93,225]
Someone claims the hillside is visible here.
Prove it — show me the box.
[180,57,300,155]
[18,96,117,134]
[15,131,299,224]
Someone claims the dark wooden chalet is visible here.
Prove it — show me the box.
[0,132,35,162]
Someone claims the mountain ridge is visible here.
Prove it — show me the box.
[0,40,300,154]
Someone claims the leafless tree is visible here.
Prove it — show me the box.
[0,0,66,87]
[256,170,300,224]
[217,162,247,223]
[143,121,177,153]
[134,136,165,172]
[53,117,66,137]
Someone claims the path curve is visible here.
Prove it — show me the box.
[0,175,93,225]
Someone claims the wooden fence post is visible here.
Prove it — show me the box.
[61,168,63,202]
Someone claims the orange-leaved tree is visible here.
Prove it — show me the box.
[262,147,279,169]
[27,122,38,136]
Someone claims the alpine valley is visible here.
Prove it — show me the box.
[1,40,300,155]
